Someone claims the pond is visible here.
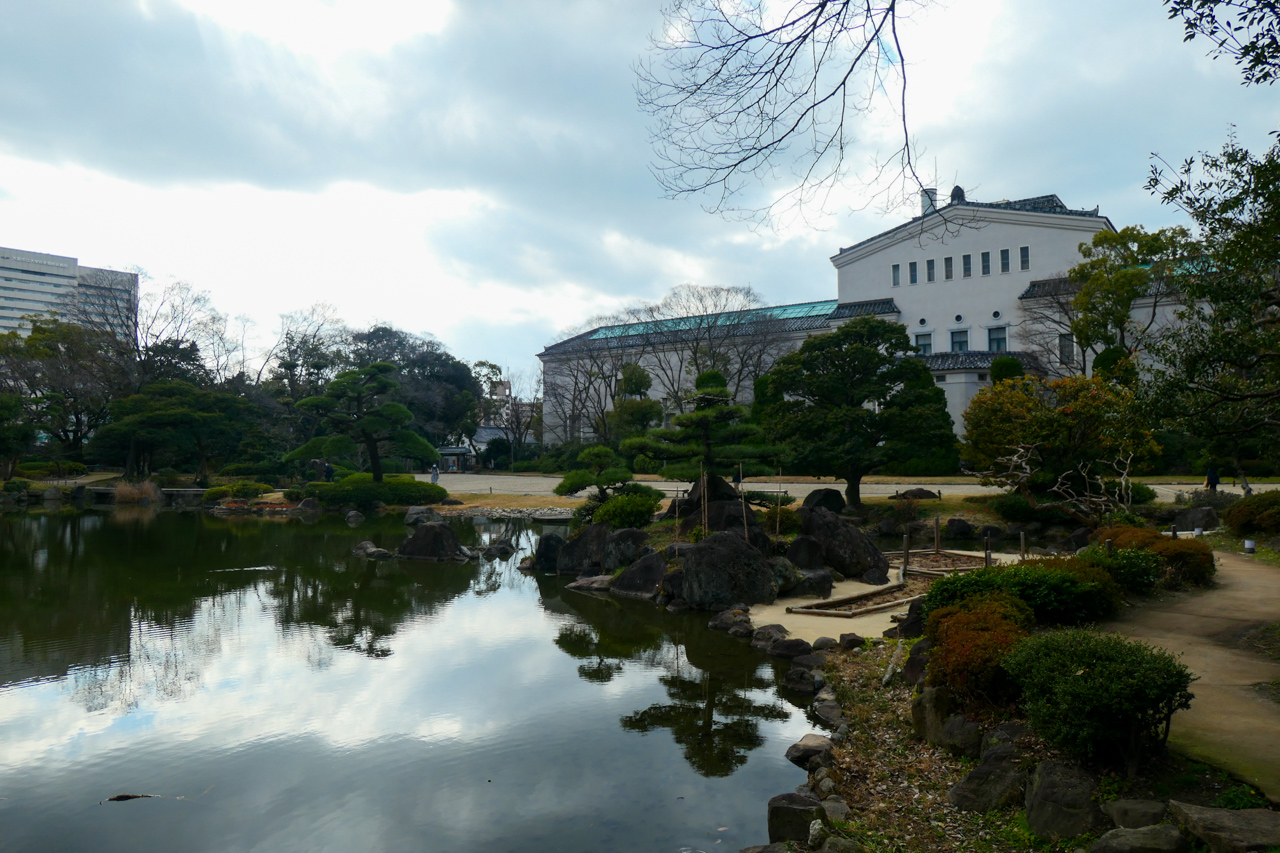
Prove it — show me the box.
[0,510,812,852]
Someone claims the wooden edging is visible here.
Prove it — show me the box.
[791,581,906,611]
[787,593,924,620]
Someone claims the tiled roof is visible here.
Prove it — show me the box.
[540,298,899,357]
[1019,277,1078,299]
[920,350,1042,371]
[835,194,1108,258]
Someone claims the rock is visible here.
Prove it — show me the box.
[1102,800,1169,830]
[813,700,843,727]
[770,557,803,593]
[737,845,789,853]
[1090,824,1189,853]
[875,517,899,537]
[664,542,695,561]
[1168,800,1280,853]
[945,517,975,538]
[351,540,392,559]
[812,636,838,651]
[783,668,819,692]
[681,499,757,535]
[709,609,752,631]
[787,535,827,570]
[555,522,612,575]
[941,714,984,758]
[1025,761,1106,840]
[1173,506,1218,533]
[897,488,940,500]
[981,721,1031,756]
[660,568,685,599]
[728,622,754,638]
[605,527,651,567]
[839,633,865,651]
[751,624,789,650]
[345,510,365,525]
[900,638,933,687]
[685,472,740,509]
[769,638,813,659]
[532,532,564,572]
[821,799,851,824]
[41,486,62,501]
[791,653,825,671]
[611,551,668,599]
[440,497,463,506]
[767,793,825,843]
[785,734,834,769]
[883,599,924,640]
[665,598,690,612]
[791,568,835,599]
[819,838,866,853]
[566,574,613,591]
[804,488,847,514]
[910,685,953,744]
[809,817,832,846]
[978,524,1005,541]
[682,531,778,610]
[296,497,321,512]
[1061,527,1093,551]
[947,743,1028,812]
[398,521,461,560]
[802,507,892,584]
[404,505,444,526]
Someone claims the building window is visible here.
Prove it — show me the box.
[988,326,1007,352]
[944,257,953,280]
[1058,333,1075,366]
[981,251,991,275]
[926,259,935,282]
[978,373,988,381]
[935,374,946,383]
[951,330,969,352]
[915,333,932,355]
[1020,246,1030,270]
[1000,248,1011,273]
[909,261,918,284]
[962,254,972,278]
[892,264,900,287]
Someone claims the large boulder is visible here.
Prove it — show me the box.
[532,532,564,572]
[606,528,651,568]
[1173,506,1218,533]
[611,551,668,599]
[803,488,846,514]
[682,531,778,610]
[682,500,757,535]
[659,568,685,600]
[751,623,789,651]
[770,557,803,594]
[786,535,826,570]
[947,743,1028,813]
[1025,761,1106,840]
[790,568,834,600]
[896,487,939,500]
[940,714,984,758]
[352,540,392,559]
[910,685,953,745]
[900,638,933,687]
[944,517,975,539]
[769,638,813,659]
[404,505,444,526]
[883,599,924,640]
[556,523,649,575]
[398,522,461,560]
[784,734,834,769]
[1090,825,1189,853]
[1168,801,1280,853]
[1102,800,1168,830]
[801,507,891,585]
[767,794,825,843]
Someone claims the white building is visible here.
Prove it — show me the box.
[538,188,1116,441]
[0,245,139,336]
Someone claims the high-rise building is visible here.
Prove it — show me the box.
[0,245,139,336]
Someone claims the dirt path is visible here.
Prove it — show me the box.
[1102,550,1280,803]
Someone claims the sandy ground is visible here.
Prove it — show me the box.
[1102,550,1280,803]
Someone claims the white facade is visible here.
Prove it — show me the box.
[0,245,138,336]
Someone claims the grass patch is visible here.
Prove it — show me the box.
[1201,533,1280,570]
[1255,680,1280,705]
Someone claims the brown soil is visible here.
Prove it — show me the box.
[896,552,987,570]
[826,577,931,612]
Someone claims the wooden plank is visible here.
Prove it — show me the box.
[792,581,906,611]
[787,594,924,620]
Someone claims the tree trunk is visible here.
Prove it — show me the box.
[844,469,864,507]
[364,432,383,483]
[124,434,138,480]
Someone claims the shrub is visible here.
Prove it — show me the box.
[3,478,32,493]
[302,475,448,510]
[16,461,89,478]
[537,457,560,474]
[593,491,664,528]
[571,492,606,528]
[926,607,1029,705]
[1093,525,1164,550]
[116,481,163,504]
[923,562,1120,626]
[203,485,231,502]
[892,497,920,524]
[1079,545,1165,595]
[512,461,539,473]
[742,490,796,508]
[759,506,802,535]
[1005,630,1195,771]
[985,491,1076,525]
[925,592,1035,642]
[631,454,657,475]
[1173,489,1240,511]
[1149,539,1216,587]
[219,461,287,478]
[1223,491,1280,535]
[283,488,305,502]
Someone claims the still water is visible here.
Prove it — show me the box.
[0,510,810,852]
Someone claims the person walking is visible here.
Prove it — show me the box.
[1205,466,1220,493]
[430,464,440,485]
[323,462,334,483]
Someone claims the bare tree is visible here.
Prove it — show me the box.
[637,0,927,224]
[1014,279,1093,379]
[496,369,542,468]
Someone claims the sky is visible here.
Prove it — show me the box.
[0,0,1274,374]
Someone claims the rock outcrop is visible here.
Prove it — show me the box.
[1168,801,1280,853]
[398,522,461,560]
[1025,761,1105,839]
[800,506,891,585]
[682,531,777,610]
[611,551,668,599]
[803,488,846,514]
[947,743,1027,812]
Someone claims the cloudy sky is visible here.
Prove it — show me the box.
[0,0,1274,373]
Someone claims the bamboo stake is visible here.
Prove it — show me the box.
[739,463,749,542]
[934,515,941,553]
[984,535,992,567]
[1020,531,1027,560]
[775,467,782,537]
[902,534,910,571]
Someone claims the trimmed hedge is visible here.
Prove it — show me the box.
[302,474,447,510]
[1005,630,1195,769]
[1150,539,1216,587]
[1223,491,1280,535]
[203,482,274,502]
[922,561,1121,626]
[16,461,89,478]
[759,506,802,535]
[925,603,1028,705]
[594,491,664,528]
[1078,545,1164,595]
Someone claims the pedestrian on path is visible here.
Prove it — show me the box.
[1205,467,1220,493]
[430,464,440,485]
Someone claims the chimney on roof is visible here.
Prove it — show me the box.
[921,187,938,216]
[950,185,966,204]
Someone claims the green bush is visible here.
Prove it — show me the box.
[16,461,89,478]
[3,478,32,493]
[302,474,448,510]
[1223,491,1280,535]
[283,488,305,502]
[512,461,539,473]
[537,457,561,474]
[1149,539,1216,587]
[631,454,657,475]
[1005,630,1195,769]
[1079,545,1165,595]
[923,562,1120,626]
[593,491,664,529]
[203,482,274,502]
[759,505,802,535]
[985,492,1076,525]
[203,485,231,502]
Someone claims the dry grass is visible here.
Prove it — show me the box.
[447,493,583,510]
[114,481,163,504]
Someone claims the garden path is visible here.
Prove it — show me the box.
[1102,550,1280,803]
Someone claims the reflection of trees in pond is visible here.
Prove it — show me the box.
[545,577,792,778]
